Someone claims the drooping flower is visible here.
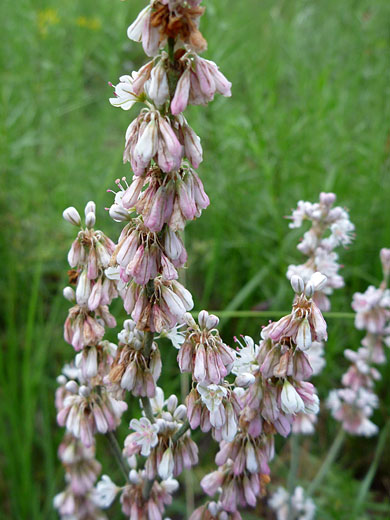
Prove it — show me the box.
[178,311,236,384]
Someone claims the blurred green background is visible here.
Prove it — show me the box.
[1,0,390,518]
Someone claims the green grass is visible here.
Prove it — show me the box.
[1,0,390,517]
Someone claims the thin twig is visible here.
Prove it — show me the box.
[105,430,129,483]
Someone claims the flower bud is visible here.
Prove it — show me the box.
[63,207,81,226]
[184,312,197,328]
[319,192,336,205]
[208,502,219,516]
[296,318,312,351]
[79,385,91,398]
[235,372,256,387]
[206,313,219,330]
[129,469,140,484]
[84,201,96,216]
[309,272,327,292]
[57,375,67,385]
[146,60,169,107]
[158,447,174,480]
[173,404,187,421]
[63,286,75,302]
[65,381,79,394]
[290,275,304,294]
[304,281,315,299]
[85,211,96,229]
[198,310,209,328]
[109,204,130,222]
[380,248,390,277]
[281,380,305,414]
[166,395,178,413]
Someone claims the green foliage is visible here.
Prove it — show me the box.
[1,0,389,518]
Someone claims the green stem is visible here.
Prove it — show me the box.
[141,395,156,424]
[307,427,346,496]
[287,434,300,520]
[167,37,175,64]
[190,310,356,319]
[143,330,155,359]
[105,430,129,483]
[354,420,390,513]
[173,419,190,443]
[142,478,155,501]
[140,331,156,423]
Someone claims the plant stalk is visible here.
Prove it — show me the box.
[287,433,300,520]
[354,420,390,513]
[307,427,346,496]
[106,430,129,483]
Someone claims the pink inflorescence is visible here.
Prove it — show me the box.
[327,249,390,436]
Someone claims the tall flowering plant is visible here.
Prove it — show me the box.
[327,248,390,436]
[54,2,330,519]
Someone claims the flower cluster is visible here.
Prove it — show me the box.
[106,0,231,339]
[189,274,327,514]
[268,486,316,520]
[287,192,355,312]
[56,365,127,448]
[286,193,354,435]
[55,208,128,518]
[109,319,162,397]
[327,249,390,436]
[93,471,179,520]
[54,433,105,519]
[63,203,117,351]
[54,365,119,519]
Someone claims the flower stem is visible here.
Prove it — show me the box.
[142,478,155,501]
[287,434,300,520]
[141,396,156,423]
[105,430,129,483]
[167,37,175,64]
[307,427,346,496]
[140,331,156,423]
[173,419,190,443]
[354,420,390,513]
[143,330,155,359]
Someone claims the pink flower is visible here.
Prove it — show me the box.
[56,383,127,447]
[124,109,183,175]
[178,311,236,384]
[124,417,159,457]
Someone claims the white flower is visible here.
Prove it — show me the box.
[92,475,119,508]
[105,266,126,291]
[109,73,140,110]
[156,325,186,349]
[127,5,151,42]
[160,478,179,494]
[289,201,315,228]
[129,417,159,456]
[281,381,305,415]
[269,486,316,520]
[158,447,174,479]
[329,218,355,247]
[150,386,165,415]
[231,335,259,376]
[197,382,227,412]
